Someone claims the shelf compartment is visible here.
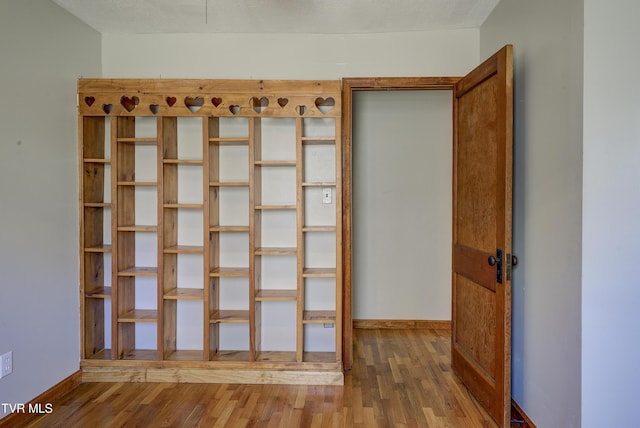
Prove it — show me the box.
[85,286,113,298]
[302,268,336,278]
[119,350,158,361]
[163,203,204,209]
[210,310,250,323]
[117,181,157,186]
[303,352,337,363]
[255,247,297,255]
[84,349,112,360]
[210,267,250,277]
[118,309,158,323]
[163,288,204,300]
[255,290,297,301]
[302,311,336,324]
[117,267,158,276]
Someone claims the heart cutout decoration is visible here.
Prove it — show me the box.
[296,105,306,116]
[84,96,95,107]
[315,97,335,114]
[250,96,269,113]
[166,96,177,107]
[211,97,223,107]
[277,98,289,108]
[120,96,139,112]
[229,105,240,115]
[102,104,113,114]
[184,96,204,113]
[149,104,160,115]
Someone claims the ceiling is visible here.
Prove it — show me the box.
[52,0,500,34]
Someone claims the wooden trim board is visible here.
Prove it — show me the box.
[354,319,451,330]
[81,367,343,386]
[0,371,81,427]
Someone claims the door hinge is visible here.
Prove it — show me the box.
[496,249,503,284]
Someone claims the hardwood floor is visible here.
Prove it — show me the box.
[18,329,502,427]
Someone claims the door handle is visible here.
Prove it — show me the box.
[488,250,503,283]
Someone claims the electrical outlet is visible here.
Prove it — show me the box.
[322,188,332,204]
[0,351,12,378]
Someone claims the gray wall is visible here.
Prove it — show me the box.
[582,1,640,426]
[480,1,584,427]
[353,91,452,320]
[0,0,101,417]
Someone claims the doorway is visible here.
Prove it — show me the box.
[351,90,452,322]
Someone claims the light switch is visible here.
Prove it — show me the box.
[322,188,332,204]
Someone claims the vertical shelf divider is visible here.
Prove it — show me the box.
[206,116,219,360]
[249,117,262,362]
[296,117,305,363]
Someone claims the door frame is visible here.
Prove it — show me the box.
[341,77,462,369]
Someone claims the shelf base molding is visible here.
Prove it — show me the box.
[80,366,343,386]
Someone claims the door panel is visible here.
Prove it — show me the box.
[452,45,513,427]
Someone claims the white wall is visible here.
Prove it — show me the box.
[480,1,583,427]
[102,30,479,79]
[582,1,640,426]
[0,0,101,418]
[352,91,452,320]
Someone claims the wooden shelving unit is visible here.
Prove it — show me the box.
[78,79,342,385]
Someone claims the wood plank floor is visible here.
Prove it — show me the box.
[20,329,503,427]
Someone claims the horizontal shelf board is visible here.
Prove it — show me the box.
[209,181,249,187]
[84,202,112,208]
[302,182,336,187]
[210,350,251,362]
[117,225,157,232]
[210,267,250,277]
[255,247,297,255]
[83,158,111,164]
[255,289,297,301]
[164,245,204,254]
[163,288,204,300]
[210,226,249,232]
[117,181,157,186]
[254,160,296,167]
[164,203,204,209]
[118,309,158,322]
[85,286,112,298]
[210,310,250,323]
[84,244,112,253]
[301,138,336,145]
[163,159,203,165]
[303,352,338,363]
[164,350,205,362]
[119,349,158,361]
[302,226,337,232]
[255,351,297,363]
[117,137,157,144]
[118,267,158,276]
[255,205,297,210]
[209,137,249,145]
[303,268,336,277]
[303,310,336,324]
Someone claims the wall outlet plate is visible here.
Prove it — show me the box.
[322,187,332,204]
[0,351,12,378]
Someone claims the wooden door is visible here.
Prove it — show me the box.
[451,45,513,427]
